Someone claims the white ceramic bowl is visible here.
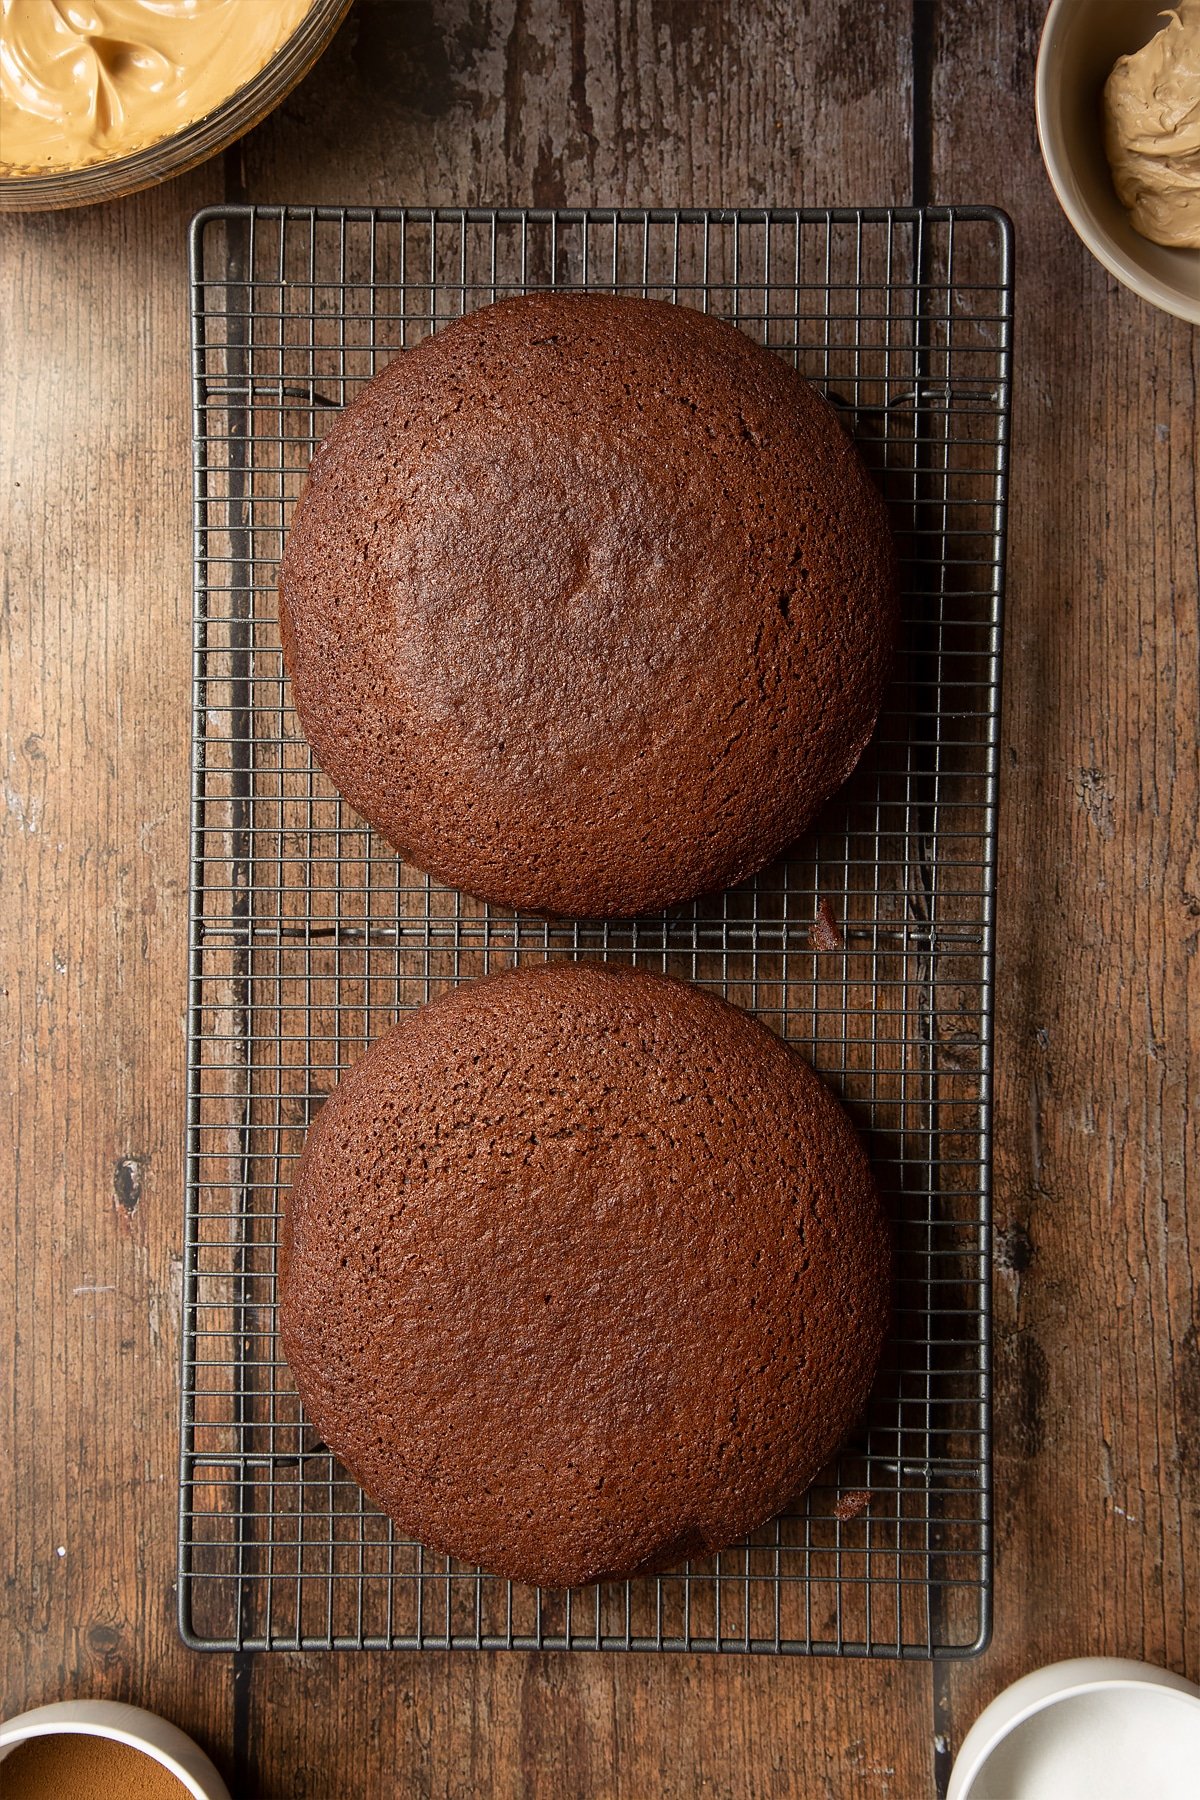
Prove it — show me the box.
[1036,0,1200,323]
[0,1699,231,1800]
[947,1657,1200,1800]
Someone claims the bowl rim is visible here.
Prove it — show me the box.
[1034,0,1200,326]
[947,1656,1200,1800]
[0,1699,231,1800]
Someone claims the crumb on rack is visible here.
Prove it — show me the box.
[809,897,845,952]
[834,1489,871,1522]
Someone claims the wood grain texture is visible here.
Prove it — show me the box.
[1,2,1195,1797]
[0,164,230,1759]
[243,0,914,210]
[928,0,1199,1747]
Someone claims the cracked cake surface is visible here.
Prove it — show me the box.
[280,962,891,1588]
[279,291,897,918]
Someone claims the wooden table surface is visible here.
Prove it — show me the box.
[2,3,1196,1795]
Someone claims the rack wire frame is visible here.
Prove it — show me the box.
[181,204,1012,1657]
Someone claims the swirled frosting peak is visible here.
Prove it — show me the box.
[0,0,315,175]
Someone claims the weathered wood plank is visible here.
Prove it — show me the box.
[0,163,233,1778]
[242,0,914,210]
[927,0,1200,1776]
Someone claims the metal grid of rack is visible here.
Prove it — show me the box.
[181,205,1011,1656]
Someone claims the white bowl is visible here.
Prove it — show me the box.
[1036,0,1200,323]
[947,1657,1200,1800]
[0,1700,230,1800]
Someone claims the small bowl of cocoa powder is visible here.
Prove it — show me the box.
[0,1699,229,1800]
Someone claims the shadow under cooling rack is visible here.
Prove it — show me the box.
[181,205,1011,1656]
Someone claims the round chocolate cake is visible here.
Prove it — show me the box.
[280,962,890,1588]
[278,292,897,918]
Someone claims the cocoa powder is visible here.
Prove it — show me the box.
[0,1733,191,1798]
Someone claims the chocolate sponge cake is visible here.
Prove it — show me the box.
[278,292,897,918]
[279,962,890,1588]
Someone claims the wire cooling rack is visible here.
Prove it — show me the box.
[181,205,1011,1656]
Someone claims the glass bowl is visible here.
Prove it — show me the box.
[0,0,352,213]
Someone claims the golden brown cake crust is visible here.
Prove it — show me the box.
[279,963,891,1588]
[278,292,897,918]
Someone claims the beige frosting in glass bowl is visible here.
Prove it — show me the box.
[0,0,315,174]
